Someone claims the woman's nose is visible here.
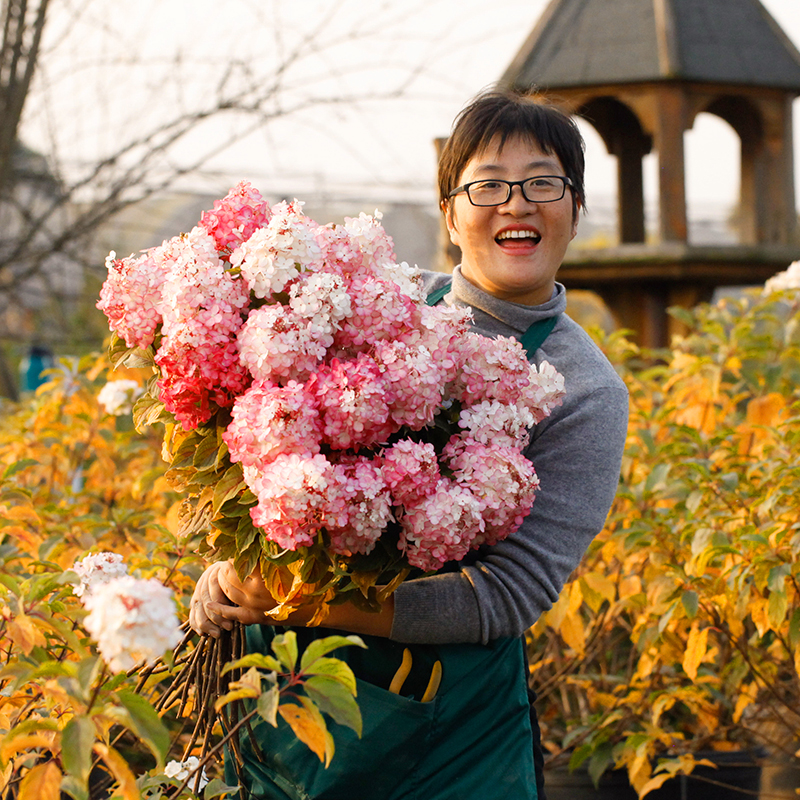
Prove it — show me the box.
[500,183,537,214]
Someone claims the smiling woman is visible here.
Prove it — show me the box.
[192,87,628,800]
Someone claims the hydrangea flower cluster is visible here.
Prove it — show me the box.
[72,552,129,598]
[164,757,209,789]
[764,260,800,294]
[81,574,182,672]
[97,380,143,417]
[98,184,566,573]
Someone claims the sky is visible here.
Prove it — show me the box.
[19,0,800,220]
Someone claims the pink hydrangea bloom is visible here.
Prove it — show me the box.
[237,305,328,384]
[224,381,322,468]
[153,232,251,427]
[522,360,566,424]
[325,455,393,556]
[444,438,540,547]
[309,354,396,450]
[449,333,536,407]
[73,552,128,599]
[381,440,441,506]
[245,455,334,550]
[97,250,167,349]
[457,400,535,449]
[315,224,368,278]
[373,341,445,430]
[342,211,396,269]
[397,304,472,385]
[333,274,420,351]
[199,180,270,254]
[156,331,250,429]
[289,271,352,332]
[230,199,323,299]
[398,479,484,572]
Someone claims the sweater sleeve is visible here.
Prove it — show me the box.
[389,326,629,645]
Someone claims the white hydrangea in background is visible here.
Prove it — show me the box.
[164,756,209,789]
[764,260,800,294]
[72,552,128,599]
[83,576,182,672]
[97,379,143,416]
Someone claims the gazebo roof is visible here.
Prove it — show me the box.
[501,0,800,93]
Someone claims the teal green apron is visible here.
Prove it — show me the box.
[228,626,537,800]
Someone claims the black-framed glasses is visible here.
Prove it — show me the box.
[448,176,573,207]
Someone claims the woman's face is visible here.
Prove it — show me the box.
[444,135,579,306]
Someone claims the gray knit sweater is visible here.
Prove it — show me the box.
[389,267,629,645]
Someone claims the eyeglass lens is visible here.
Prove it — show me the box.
[468,177,566,206]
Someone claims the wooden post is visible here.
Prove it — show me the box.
[653,87,688,243]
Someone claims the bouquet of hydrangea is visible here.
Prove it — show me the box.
[98,181,565,623]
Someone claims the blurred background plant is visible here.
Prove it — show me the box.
[0,355,362,800]
[530,286,800,797]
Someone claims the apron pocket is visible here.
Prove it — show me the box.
[235,677,438,800]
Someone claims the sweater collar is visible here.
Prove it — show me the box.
[449,266,566,337]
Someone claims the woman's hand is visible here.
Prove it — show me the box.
[189,561,273,637]
[190,559,397,639]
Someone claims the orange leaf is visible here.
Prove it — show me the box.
[18,761,61,800]
[746,392,785,426]
[93,743,140,800]
[682,623,708,682]
[278,702,331,765]
[1,732,56,763]
[8,614,47,655]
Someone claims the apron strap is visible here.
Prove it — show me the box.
[426,280,560,359]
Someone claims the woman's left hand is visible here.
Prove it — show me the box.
[190,561,269,637]
[190,561,317,637]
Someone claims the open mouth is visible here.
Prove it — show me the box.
[495,229,542,245]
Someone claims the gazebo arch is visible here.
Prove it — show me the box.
[577,97,652,243]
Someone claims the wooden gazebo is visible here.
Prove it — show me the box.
[500,0,800,346]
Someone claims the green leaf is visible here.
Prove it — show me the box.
[213,463,246,514]
[169,434,201,470]
[303,675,362,736]
[76,656,102,697]
[768,563,791,592]
[588,742,615,788]
[193,433,219,471]
[2,459,39,480]
[61,717,95,785]
[302,657,357,694]
[60,774,90,800]
[132,394,169,432]
[568,742,593,771]
[113,690,170,769]
[768,589,789,630]
[299,635,366,672]
[271,631,298,673]
[257,684,281,727]
[221,653,281,675]
[681,590,699,620]
[202,777,241,799]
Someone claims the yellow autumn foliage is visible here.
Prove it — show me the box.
[530,289,800,796]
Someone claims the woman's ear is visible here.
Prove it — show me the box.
[442,200,461,247]
[570,198,582,241]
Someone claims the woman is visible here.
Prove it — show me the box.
[191,88,629,800]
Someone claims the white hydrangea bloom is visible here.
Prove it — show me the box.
[97,380,143,416]
[73,552,129,599]
[764,260,800,294]
[164,756,209,789]
[83,576,182,672]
